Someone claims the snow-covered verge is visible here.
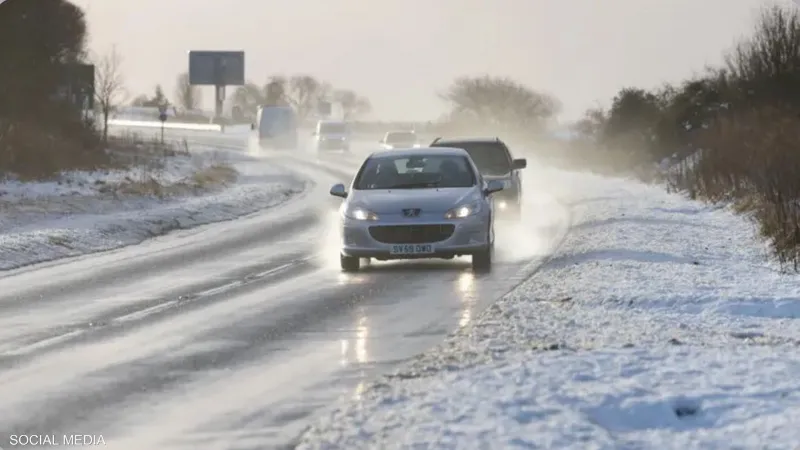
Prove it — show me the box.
[297,170,800,449]
[0,146,306,270]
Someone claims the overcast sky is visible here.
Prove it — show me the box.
[70,0,775,121]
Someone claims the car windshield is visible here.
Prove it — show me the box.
[355,154,475,190]
[385,132,416,144]
[319,122,347,134]
[444,142,511,176]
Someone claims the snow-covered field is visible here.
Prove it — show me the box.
[297,168,800,449]
[0,142,306,270]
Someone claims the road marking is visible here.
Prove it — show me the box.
[112,300,180,323]
[0,329,86,357]
[193,260,300,298]
[0,260,309,358]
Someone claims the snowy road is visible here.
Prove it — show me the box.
[0,127,570,449]
[297,169,800,449]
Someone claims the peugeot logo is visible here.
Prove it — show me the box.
[402,208,421,217]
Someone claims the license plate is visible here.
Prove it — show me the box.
[389,244,434,255]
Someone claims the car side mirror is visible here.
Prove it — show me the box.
[512,158,527,170]
[484,179,504,195]
[329,183,347,198]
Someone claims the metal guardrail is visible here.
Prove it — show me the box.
[107,119,222,131]
[105,119,439,144]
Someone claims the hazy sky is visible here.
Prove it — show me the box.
[71,0,775,121]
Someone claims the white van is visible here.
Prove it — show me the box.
[253,105,298,150]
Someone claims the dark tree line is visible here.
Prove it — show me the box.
[574,4,800,164]
[571,3,800,269]
[0,0,104,178]
[229,75,372,122]
[437,75,560,135]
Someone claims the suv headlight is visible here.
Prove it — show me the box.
[444,201,481,219]
[344,205,379,221]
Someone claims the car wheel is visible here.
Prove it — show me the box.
[340,254,360,272]
[471,246,492,272]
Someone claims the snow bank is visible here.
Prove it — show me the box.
[0,151,306,270]
[297,171,800,449]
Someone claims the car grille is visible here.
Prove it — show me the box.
[368,225,455,244]
[319,139,346,148]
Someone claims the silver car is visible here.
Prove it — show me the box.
[378,130,421,150]
[329,147,505,272]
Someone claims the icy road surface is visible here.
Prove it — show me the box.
[0,127,571,449]
[298,172,800,450]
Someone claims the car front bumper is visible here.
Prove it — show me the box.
[492,189,522,216]
[316,138,349,150]
[340,214,490,259]
[494,198,520,214]
[259,133,297,147]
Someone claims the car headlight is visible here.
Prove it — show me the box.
[344,205,379,221]
[496,200,508,209]
[444,201,481,219]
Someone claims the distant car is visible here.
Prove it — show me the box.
[329,147,506,272]
[430,137,526,219]
[378,130,421,149]
[252,105,298,150]
[312,120,350,151]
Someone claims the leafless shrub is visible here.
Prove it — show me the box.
[668,107,800,269]
[94,45,127,143]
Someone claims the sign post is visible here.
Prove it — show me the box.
[188,50,245,130]
[158,104,168,144]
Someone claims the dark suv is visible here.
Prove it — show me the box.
[430,137,527,218]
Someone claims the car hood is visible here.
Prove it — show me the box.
[384,142,419,148]
[482,173,511,181]
[482,173,515,189]
[350,188,478,214]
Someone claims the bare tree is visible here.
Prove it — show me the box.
[573,106,607,140]
[230,75,335,120]
[94,45,126,142]
[725,4,800,109]
[264,75,289,106]
[174,72,201,111]
[287,75,317,117]
[334,89,371,120]
[440,75,560,133]
[286,74,324,119]
[230,82,266,118]
[316,81,333,106]
[130,94,149,106]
